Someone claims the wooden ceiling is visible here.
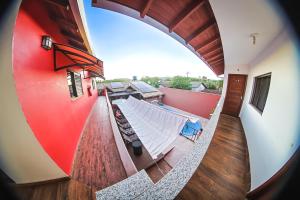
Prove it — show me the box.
[43,0,88,52]
[92,0,224,75]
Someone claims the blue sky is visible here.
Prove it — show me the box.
[83,1,218,80]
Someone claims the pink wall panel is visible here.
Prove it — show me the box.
[12,1,98,174]
[159,87,221,119]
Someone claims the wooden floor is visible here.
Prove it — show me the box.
[71,97,127,190]
[12,106,250,199]
[176,114,250,200]
[15,179,96,200]
[14,97,127,200]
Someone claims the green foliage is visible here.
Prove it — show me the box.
[163,77,172,81]
[188,77,201,82]
[167,76,223,90]
[217,80,223,89]
[140,76,160,88]
[204,81,217,89]
[168,76,222,91]
[101,75,223,91]
[170,76,192,90]
[202,79,223,90]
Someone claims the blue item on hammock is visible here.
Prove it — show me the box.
[181,121,202,136]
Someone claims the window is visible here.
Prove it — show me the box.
[250,73,271,113]
[92,78,95,90]
[67,71,83,98]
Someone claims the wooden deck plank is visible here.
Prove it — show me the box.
[71,97,127,189]
[176,114,250,200]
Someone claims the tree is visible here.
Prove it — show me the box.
[189,77,201,82]
[140,76,160,88]
[170,76,192,90]
[217,80,223,89]
[205,80,217,89]
[201,79,223,90]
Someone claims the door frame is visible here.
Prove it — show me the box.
[222,74,248,117]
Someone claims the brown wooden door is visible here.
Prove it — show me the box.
[222,74,247,117]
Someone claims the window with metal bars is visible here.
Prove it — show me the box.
[250,73,271,113]
[92,78,96,90]
[67,71,83,98]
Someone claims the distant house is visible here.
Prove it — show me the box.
[103,82,142,101]
[130,81,164,102]
[159,80,171,88]
[103,81,164,102]
[190,82,207,92]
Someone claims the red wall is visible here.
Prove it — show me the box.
[12,0,98,174]
[159,87,221,119]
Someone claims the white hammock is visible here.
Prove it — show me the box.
[113,96,188,159]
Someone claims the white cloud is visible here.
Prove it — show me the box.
[103,51,218,80]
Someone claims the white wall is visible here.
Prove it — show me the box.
[0,1,66,183]
[240,29,300,190]
[210,0,300,192]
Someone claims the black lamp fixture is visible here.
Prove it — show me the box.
[41,35,52,50]
[250,33,259,45]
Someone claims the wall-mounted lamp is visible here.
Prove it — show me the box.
[41,35,52,50]
[250,33,259,45]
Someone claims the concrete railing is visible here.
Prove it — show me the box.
[105,92,138,177]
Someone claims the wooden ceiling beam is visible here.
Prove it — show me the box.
[202,46,222,57]
[204,51,222,60]
[60,28,84,43]
[210,62,223,68]
[210,58,224,66]
[200,50,223,59]
[207,54,223,62]
[186,20,216,43]
[194,35,219,51]
[68,39,87,52]
[50,15,78,30]
[68,38,84,46]
[57,19,77,30]
[169,0,206,33]
[140,0,154,18]
[44,0,69,10]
